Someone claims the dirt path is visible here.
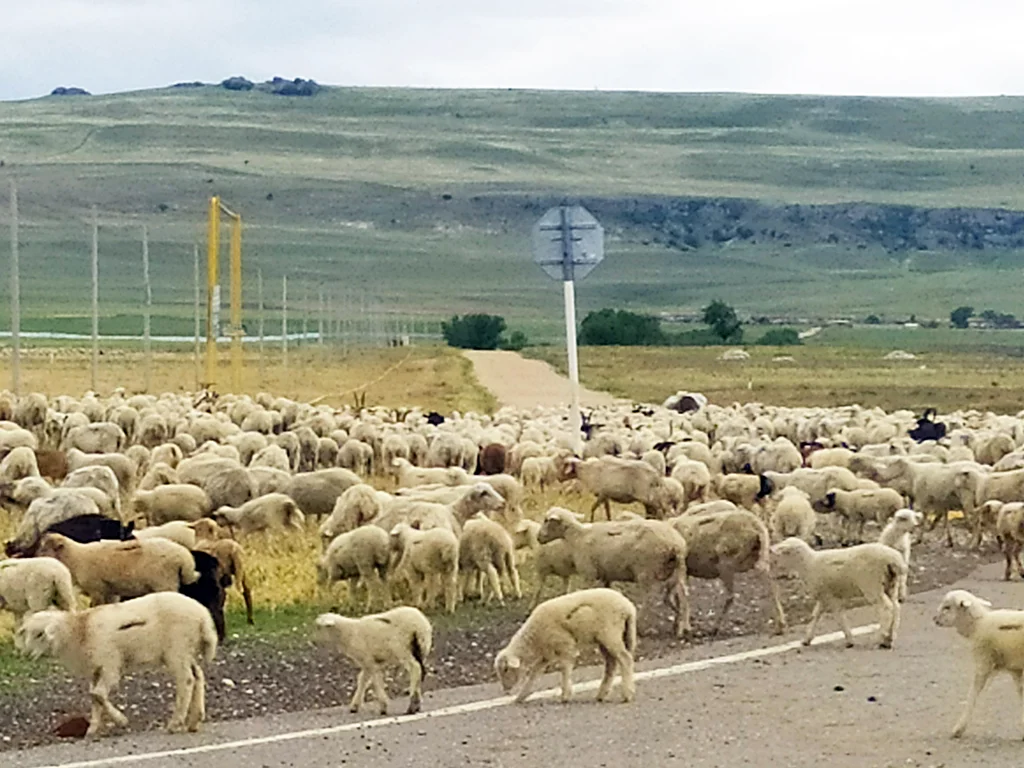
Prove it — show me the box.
[462,350,624,409]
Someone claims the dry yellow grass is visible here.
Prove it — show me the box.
[0,344,495,414]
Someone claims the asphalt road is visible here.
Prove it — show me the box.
[10,560,1024,768]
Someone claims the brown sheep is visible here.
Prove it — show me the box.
[477,443,507,476]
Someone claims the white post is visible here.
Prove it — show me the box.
[563,279,582,450]
[193,245,200,389]
[257,269,265,382]
[91,206,99,392]
[9,181,20,395]
[142,225,151,392]
[281,275,288,371]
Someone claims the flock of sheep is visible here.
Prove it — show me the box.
[1,387,1024,740]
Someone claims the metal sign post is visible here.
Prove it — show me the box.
[532,204,604,448]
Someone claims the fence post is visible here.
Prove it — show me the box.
[282,275,288,372]
[9,181,20,395]
[142,225,151,392]
[257,268,265,384]
[91,206,99,392]
[193,245,200,390]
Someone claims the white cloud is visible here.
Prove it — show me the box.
[2,0,1023,99]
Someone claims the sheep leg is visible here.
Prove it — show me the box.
[711,573,736,637]
[760,564,787,634]
[530,577,547,609]
[405,659,423,714]
[508,564,522,600]
[483,564,503,605]
[88,667,128,736]
[185,663,206,732]
[837,610,855,648]
[952,663,994,738]
[588,497,603,523]
[1013,670,1024,739]
[595,648,615,702]
[370,672,389,716]
[167,660,196,733]
[558,661,575,703]
[1003,540,1015,581]
[444,570,458,614]
[350,670,371,713]
[801,601,824,646]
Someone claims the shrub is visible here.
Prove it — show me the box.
[702,300,743,343]
[949,306,973,329]
[442,314,506,350]
[579,309,667,346]
[755,328,802,346]
[865,314,881,325]
[500,330,529,351]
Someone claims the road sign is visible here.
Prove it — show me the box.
[532,205,604,282]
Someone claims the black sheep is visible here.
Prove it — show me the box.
[909,408,947,443]
[7,514,134,557]
[179,550,227,641]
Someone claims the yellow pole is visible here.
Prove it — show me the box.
[206,196,220,387]
[230,214,243,392]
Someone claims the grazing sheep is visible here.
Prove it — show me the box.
[62,465,121,518]
[314,606,432,715]
[670,458,712,508]
[477,442,507,475]
[714,473,765,511]
[283,468,362,521]
[0,557,77,618]
[132,521,197,550]
[995,502,1024,581]
[823,488,905,544]
[381,434,412,476]
[392,457,469,488]
[878,508,922,601]
[62,422,126,454]
[317,526,391,611]
[138,461,178,492]
[338,439,374,476]
[131,485,212,525]
[34,449,69,481]
[6,493,103,556]
[495,587,636,704]
[202,466,257,510]
[316,437,339,469]
[213,493,304,537]
[15,513,134,558]
[671,508,786,636]
[770,537,906,648]
[249,444,291,472]
[458,513,521,604]
[934,589,1024,739]
[520,456,558,491]
[194,537,253,627]
[318,483,387,541]
[14,592,217,736]
[769,486,817,543]
[37,532,199,606]
[537,507,690,638]
[388,523,460,614]
[561,456,671,521]
[0,446,40,483]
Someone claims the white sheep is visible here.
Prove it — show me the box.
[495,587,636,704]
[131,484,212,525]
[14,592,217,736]
[392,457,469,488]
[562,456,671,520]
[318,483,387,541]
[0,557,77,618]
[37,532,199,605]
[823,487,905,543]
[458,513,521,604]
[132,521,197,550]
[318,526,391,611]
[770,537,906,648]
[878,508,922,601]
[315,606,432,715]
[520,456,558,491]
[769,485,817,542]
[0,446,40,483]
[213,492,305,536]
[388,522,460,614]
[934,589,1024,739]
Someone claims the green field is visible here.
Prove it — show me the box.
[3,86,1024,341]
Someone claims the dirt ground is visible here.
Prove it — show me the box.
[0,536,996,752]
[462,350,624,409]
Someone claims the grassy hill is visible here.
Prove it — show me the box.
[3,85,1024,341]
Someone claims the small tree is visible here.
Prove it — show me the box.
[579,309,666,346]
[501,330,529,351]
[950,306,973,328]
[865,314,882,325]
[702,300,743,343]
[441,314,506,350]
[756,328,802,346]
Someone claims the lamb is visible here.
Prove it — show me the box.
[14,592,217,736]
[388,522,460,614]
[317,525,391,611]
[314,606,432,715]
[520,456,558,491]
[36,532,199,606]
[823,487,905,544]
[0,557,77,618]
[878,508,922,601]
[213,493,305,537]
[561,455,671,521]
[131,484,213,525]
[769,486,817,542]
[671,509,786,636]
[537,507,690,638]
[770,537,906,648]
[934,589,1024,739]
[995,502,1024,581]
[458,513,521,604]
[494,587,636,704]
[132,521,197,550]
[392,457,469,488]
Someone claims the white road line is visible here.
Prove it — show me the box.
[28,624,880,768]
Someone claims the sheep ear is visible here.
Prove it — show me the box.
[43,621,60,646]
[505,655,521,670]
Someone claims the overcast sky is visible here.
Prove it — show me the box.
[2,0,1021,101]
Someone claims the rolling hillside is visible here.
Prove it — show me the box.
[2,84,1024,340]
